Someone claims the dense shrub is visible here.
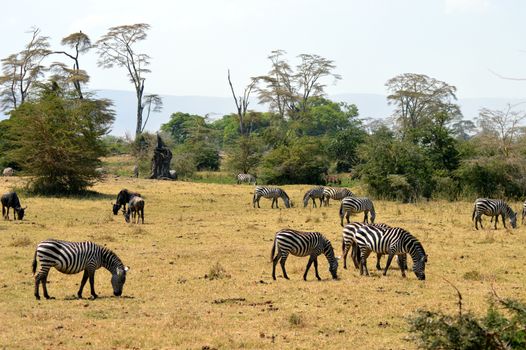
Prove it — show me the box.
[7,87,114,194]
[409,295,526,349]
[258,137,329,185]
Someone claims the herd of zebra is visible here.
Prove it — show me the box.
[252,184,427,281]
[2,178,525,299]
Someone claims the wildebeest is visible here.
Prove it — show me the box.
[1,192,26,220]
[112,189,141,215]
[123,196,145,224]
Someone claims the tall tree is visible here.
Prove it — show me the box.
[476,104,526,158]
[227,69,257,136]
[0,28,50,111]
[256,50,340,121]
[96,23,156,136]
[385,73,461,139]
[52,31,91,99]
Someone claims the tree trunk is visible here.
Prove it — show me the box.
[150,134,176,180]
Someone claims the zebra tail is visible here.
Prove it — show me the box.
[471,205,476,221]
[32,249,37,275]
[270,237,277,262]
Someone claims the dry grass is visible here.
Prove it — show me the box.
[0,176,525,349]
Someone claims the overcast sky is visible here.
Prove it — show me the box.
[1,0,525,99]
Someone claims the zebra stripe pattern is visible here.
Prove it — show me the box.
[323,187,354,206]
[271,229,338,280]
[303,186,325,208]
[341,222,393,270]
[32,239,128,300]
[339,196,376,226]
[472,198,517,230]
[237,173,257,185]
[253,186,291,208]
[522,199,526,224]
[355,226,427,280]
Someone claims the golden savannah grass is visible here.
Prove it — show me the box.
[0,173,525,349]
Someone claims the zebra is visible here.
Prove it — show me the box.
[342,222,393,270]
[522,199,526,224]
[323,187,354,207]
[253,186,292,208]
[472,198,517,230]
[303,186,325,208]
[112,189,141,215]
[124,196,145,224]
[1,192,26,220]
[355,225,427,280]
[339,196,376,226]
[237,173,257,185]
[271,229,338,281]
[32,239,129,300]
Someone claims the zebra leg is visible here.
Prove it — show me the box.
[351,243,360,269]
[346,211,351,224]
[501,214,507,229]
[376,253,382,270]
[342,242,350,269]
[364,211,368,224]
[88,271,98,299]
[312,198,317,208]
[34,272,45,300]
[141,209,144,224]
[303,256,315,281]
[313,257,321,281]
[272,252,281,280]
[397,255,407,278]
[494,215,499,229]
[360,249,371,276]
[41,273,54,300]
[279,254,289,280]
[383,253,396,276]
[78,270,89,298]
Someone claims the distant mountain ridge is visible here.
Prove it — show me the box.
[2,89,525,136]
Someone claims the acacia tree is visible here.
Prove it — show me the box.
[256,50,340,121]
[385,73,461,139]
[477,104,526,157]
[51,31,91,99]
[96,23,157,136]
[0,28,51,111]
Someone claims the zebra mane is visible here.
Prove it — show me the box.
[99,245,124,272]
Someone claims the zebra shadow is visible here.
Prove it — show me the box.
[62,295,135,301]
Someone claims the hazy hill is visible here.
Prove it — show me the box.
[2,89,524,136]
[95,90,525,136]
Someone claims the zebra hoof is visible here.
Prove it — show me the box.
[35,295,40,300]
[89,294,98,300]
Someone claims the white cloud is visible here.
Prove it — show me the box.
[444,0,491,13]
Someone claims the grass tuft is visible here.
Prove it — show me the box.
[9,236,31,247]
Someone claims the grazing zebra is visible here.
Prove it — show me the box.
[339,196,376,226]
[253,186,292,208]
[271,229,338,281]
[237,173,257,185]
[355,225,427,280]
[303,186,325,208]
[1,192,26,220]
[32,239,129,300]
[323,187,354,207]
[472,198,517,230]
[342,222,392,270]
[112,189,141,215]
[124,196,145,224]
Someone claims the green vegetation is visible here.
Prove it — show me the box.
[409,292,526,349]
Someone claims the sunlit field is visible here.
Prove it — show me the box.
[1,174,525,349]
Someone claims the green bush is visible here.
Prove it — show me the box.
[408,294,526,349]
[7,86,114,194]
[258,137,329,185]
